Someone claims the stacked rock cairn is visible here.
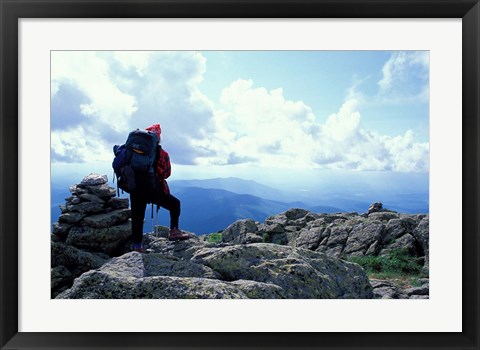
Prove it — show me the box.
[51,173,132,296]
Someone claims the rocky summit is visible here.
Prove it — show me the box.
[52,173,429,299]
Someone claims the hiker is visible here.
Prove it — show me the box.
[130,123,189,253]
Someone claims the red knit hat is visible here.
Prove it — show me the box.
[146,124,161,139]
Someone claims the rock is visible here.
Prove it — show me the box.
[284,208,309,220]
[57,272,285,299]
[221,219,259,244]
[79,173,108,187]
[368,202,383,214]
[258,222,285,234]
[99,252,222,279]
[52,222,73,240]
[409,295,429,299]
[69,185,88,195]
[323,226,350,257]
[370,279,408,299]
[87,183,116,199]
[142,233,205,260]
[381,233,416,255]
[79,193,105,204]
[51,265,73,291]
[288,227,324,250]
[51,241,109,277]
[108,197,129,210]
[383,217,416,244]
[67,201,104,215]
[81,209,131,228]
[405,285,429,296]
[367,211,398,221]
[344,222,385,256]
[413,217,429,267]
[66,222,132,255]
[191,243,373,299]
[58,212,85,224]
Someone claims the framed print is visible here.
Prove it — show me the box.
[1,0,479,349]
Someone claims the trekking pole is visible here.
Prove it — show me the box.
[155,205,159,237]
[150,204,154,235]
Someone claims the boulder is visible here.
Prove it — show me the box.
[344,222,385,256]
[57,272,285,299]
[413,217,429,266]
[370,279,408,299]
[107,197,129,210]
[80,209,131,228]
[58,211,85,224]
[79,193,105,204]
[221,219,259,244]
[380,233,417,256]
[87,183,116,199]
[57,251,285,299]
[66,222,132,255]
[367,211,399,221]
[79,173,108,187]
[367,202,383,214]
[288,226,324,250]
[191,243,373,299]
[67,201,104,215]
[51,241,108,277]
[99,252,221,279]
[52,222,73,240]
[51,265,73,291]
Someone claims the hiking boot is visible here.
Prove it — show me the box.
[168,228,189,241]
[132,243,144,253]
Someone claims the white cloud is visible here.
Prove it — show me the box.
[51,52,429,173]
[196,80,429,172]
[51,126,111,163]
[51,51,214,165]
[51,51,137,133]
[377,51,429,103]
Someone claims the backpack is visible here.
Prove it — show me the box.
[112,129,159,194]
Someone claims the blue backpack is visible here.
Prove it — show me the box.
[112,129,159,194]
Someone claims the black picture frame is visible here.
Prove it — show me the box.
[1,0,479,349]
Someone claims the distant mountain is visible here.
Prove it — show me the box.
[50,175,427,234]
[150,187,327,234]
[170,177,291,202]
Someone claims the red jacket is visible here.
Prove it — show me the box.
[155,146,171,195]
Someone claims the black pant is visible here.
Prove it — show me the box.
[130,177,181,244]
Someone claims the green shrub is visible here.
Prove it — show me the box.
[349,249,423,276]
[262,232,270,243]
[206,232,223,244]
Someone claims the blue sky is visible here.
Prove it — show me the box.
[51,50,429,190]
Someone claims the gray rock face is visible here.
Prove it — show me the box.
[79,173,108,187]
[221,219,261,244]
[67,222,132,255]
[344,222,385,255]
[58,242,372,299]
[58,272,286,299]
[370,279,429,299]
[191,243,373,299]
[51,241,109,277]
[81,209,131,228]
[51,174,132,297]
[236,206,430,265]
[52,183,427,300]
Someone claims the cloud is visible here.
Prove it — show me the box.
[197,80,428,172]
[51,51,429,173]
[51,126,112,163]
[51,51,215,165]
[377,51,429,103]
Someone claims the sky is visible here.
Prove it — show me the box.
[51,50,429,191]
